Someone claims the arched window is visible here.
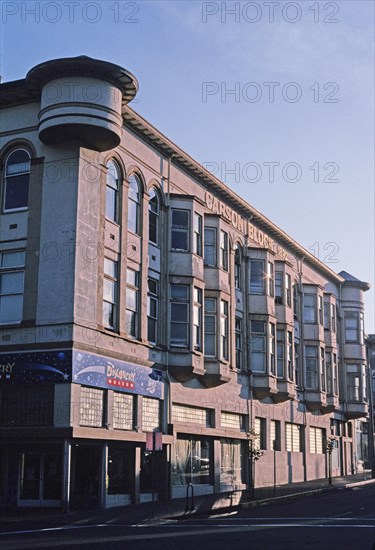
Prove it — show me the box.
[128,174,140,234]
[234,245,242,289]
[3,148,31,211]
[148,188,159,244]
[106,160,120,223]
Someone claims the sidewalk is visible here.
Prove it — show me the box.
[1,472,374,531]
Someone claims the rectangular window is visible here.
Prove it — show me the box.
[172,404,211,426]
[326,351,332,394]
[220,439,245,486]
[80,387,104,427]
[285,423,301,452]
[0,250,25,324]
[235,317,242,370]
[293,284,298,319]
[142,397,160,432]
[254,417,266,450]
[294,343,300,387]
[250,260,264,294]
[170,285,189,348]
[270,420,281,451]
[277,329,284,378]
[275,271,283,305]
[269,323,276,375]
[310,427,324,454]
[193,213,202,256]
[320,347,326,391]
[0,385,53,426]
[113,393,134,430]
[287,331,293,380]
[303,293,317,323]
[324,302,330,330]
[268,262,274,297]
[221,411,245,430]
[204,227,216,267]
[345,312,359,342]
[251,321,266,372]
[318,296,323,325]
[204,298,217,357]
[220,300,229,361]
[331,304,336,333]
[193,287,202,351]
[333,353,338,395]
[147,278,158,344]
[126,268,139,338]
[220,230,228,271]
[171,209,189,251]
[347,365,361,401]
[305,346,318,389]
[286,274,291,307]
[103,258,118,330]
[172,437,213,485]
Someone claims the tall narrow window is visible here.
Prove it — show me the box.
[277,329,284,378]
[204,227,216,266]
[171,209,189,251]
[270,420,281,451]
[170,285,189,347]
[269,323,276,375]
[126,268,139,338]
[235,317,242,370]
[193,287,202,351]
[220,300,229,360]
[220,231,228,271]
[0,250,25,324]
[3,149,30,211]
[267,262,274,297]
[287,331,293,380]
[294,343,300,386]
[128,174,140,234]
[106,160,120,222]
[234,246,242,289]
[305,346,318,389]
[148,188,159,244]
[331,304,336,333]
[250,260,264,294]
[293,283,298,318]
[333,353,338,395]
[303,294,317,323]
[346,364,361,401]
[147,278,158,343]
[251,321,266,372]
[193,213,202,256]
[285,423,301,452]
[286,274,291,307]
[275,271,283,304]
[344,312,359,342]
[318,296,323,325]
[324,302,330,330]
[204,298,217,357]
[320,347,326,391]
[103,258,118,329]
[326,351,332,394]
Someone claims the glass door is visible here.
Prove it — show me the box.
[18,453,62,506]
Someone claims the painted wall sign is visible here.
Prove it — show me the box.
[205,191,288,261]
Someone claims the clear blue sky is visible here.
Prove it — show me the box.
[1,0,374,331]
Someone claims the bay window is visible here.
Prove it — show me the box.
[171,209,189,251]
[204,298,217,356]
[193,287,202,351]
[193,213,202,256]
[250,260,264,294]
[303,293,317,323]
[204,227,216,266]
[220,230,228,271]
[250,321,266,372]
[277,329,284,377]
[275,271,283,304]
[269,323,276,375]
[220,300,229,360]
[305,346,318,389]
[267,262,274,297]
[170,285,189,348]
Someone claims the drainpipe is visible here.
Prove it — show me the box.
[298,256,307,482]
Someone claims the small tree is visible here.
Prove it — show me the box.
[326,436,338,485]
[247,429,264,498]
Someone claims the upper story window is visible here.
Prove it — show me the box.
[235,317,242,370]
[277,328,285,377]
[250,260,264,294]
[344,311,364,344]
[220,230,228,271]
[148,188,159,245]
[303,293,317,324]
[267,262,274,297]
[106,160,120,223]
[234,246,242,289]
[171,209,189,251]
[103,258,118,330]
[318,296,323,325]
[147,277,158,344]
[3,148,31,212]
[204,227,216,266]
[286,274,291,307]
[204,297,217,357]
[126,268,139,338]
[275,271,283,304]
[331,304,336,333]
[220,300,229,360]
[170,285,189,348]
[193,287,202,351]
[250,320,266,372]
[128,174,140,234]
[305,345,318,389]
[193,213,202,256]
[293,283,299,318]
[324,302,330,330]
[269,322,276,375]
[0,250,25,324]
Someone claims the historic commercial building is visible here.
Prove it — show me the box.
[0,56,371,509]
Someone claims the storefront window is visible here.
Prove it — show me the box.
[172,437,213,485]
[220,439,244,487]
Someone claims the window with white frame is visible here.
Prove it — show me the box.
[193,287,202,351]
[305,346,318,389]
[148,188,159,245]
[346,364,366,402]
[171,209,189,251]
[333,353,338,395]
[320,347,326,391]
[275,271,283,304]
[113,392,134,430]
[234,246,242,289]
[220,300,229,361]
[193,213,202,256]
[310,427,324,454]
[3,148,30,211]
[170,285,189,348]
[344,311,364,344]
[204,227,216,266]
[331,304,336,332]
[318,296,323,325]
[277,329,284,378]
[293,283,299,318]
[303,293,317,323]
[147,278,158,344]
[270,420,281,450]
[250,260,264,294]
[269,323,276,375]
[103,258,118,330]
[287,331,293,380]
[285,422,301,452]
[0,250,25,324]
[286,274,291,307]
[220,230,228,271]
[250,321,266,372]
[326,351,332,394]
[80,387,105,427]
[254,417,266,450]
[267,262,274,297]
[204,297,217,357]
[142,397,160,432]
[324,302,330,330]
[126,268,139,338]
[106,160,120,223]
[128,174,140,234]
[235,317,242,370]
